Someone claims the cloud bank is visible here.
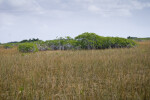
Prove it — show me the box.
[0,0,150,43]
[0,0,150,16]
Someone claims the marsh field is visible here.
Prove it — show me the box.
[0,41,150,100]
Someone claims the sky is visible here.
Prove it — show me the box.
[0,0,150,43]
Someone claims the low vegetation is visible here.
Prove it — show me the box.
[128,36,150,41]
[3,32,136,53]
[18,43,38,53]
[0,41,149,100]
[3,44,13,49]
[75,33,136,49]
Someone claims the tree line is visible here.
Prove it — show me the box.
[2,32,136,52]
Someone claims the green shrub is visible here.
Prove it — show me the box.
[18,43,38,53]
[75,32,136,49]
[128,39,137,47]
[17,33,136,52]
[75,32,103,49]
[3,44,13,49]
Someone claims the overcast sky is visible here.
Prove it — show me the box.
[0,0,150,43]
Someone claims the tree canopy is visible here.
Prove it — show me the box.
[2,32,137,52]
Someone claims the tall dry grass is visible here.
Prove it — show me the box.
[0,41,150,100]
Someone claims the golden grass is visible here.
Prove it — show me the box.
[0,41,150,100]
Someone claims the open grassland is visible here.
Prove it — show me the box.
[0,41,150,100]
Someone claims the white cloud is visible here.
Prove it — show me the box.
[131,0,150,10]
[0,13,16,28]
[54,0,150,16]
[88,5,100,13]
[0,0,44,14]
[0,0,150,17]
[87,0,150,16]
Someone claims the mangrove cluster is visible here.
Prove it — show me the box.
[2,32,136,53]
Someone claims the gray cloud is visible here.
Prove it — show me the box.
[0,0,43,15]
[0,0,150,43]
[0,0,150,16]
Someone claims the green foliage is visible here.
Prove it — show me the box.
[103,37,136,48]
[75,32,136,49]
[36,40,50,51]
[16,32,137,52]
[20,38,39,43]
[18,43,38,53]
[45,37,79,50]
[127,36,150,41]
[75,32,103,49]
[3,44,13,49]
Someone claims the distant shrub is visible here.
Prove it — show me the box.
[16,32,136,52]
[75,32,104,49]
[3,44,13,49]
[45,37,79,50]
[18,43,38,53]
[36,41,50,51]
[75,32,136,49]
[109,37,134,48]
[128,39,137,47]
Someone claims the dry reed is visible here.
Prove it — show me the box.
[0,41,150,100]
